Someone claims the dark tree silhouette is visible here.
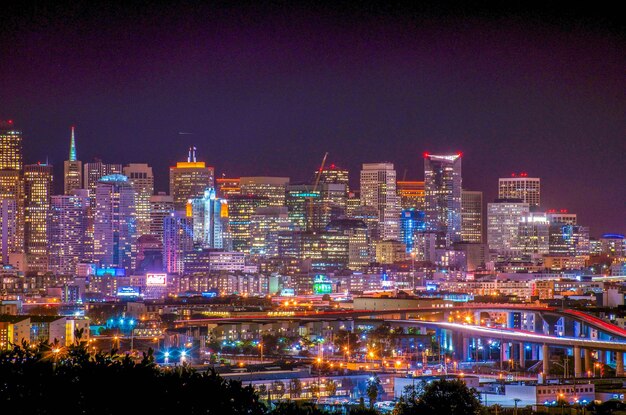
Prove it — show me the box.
[393,379,481,415]
[0,332,266,415]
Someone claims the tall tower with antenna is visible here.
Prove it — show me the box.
[64,126,82,194]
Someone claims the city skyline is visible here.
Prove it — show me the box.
[1,2,624,237]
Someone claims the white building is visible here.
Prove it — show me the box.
[498,175,541,207]
[360,163,400,241]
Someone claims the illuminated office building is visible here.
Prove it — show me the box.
[24,163,54,272]
[487,199,530,255]
[318,164,349,188]
[424,153,462,247]
[250,206,294,257]
[190,188,229,249]
[123,163,154,237]
[149,192,174,240]
[400,209,426,253]
[0,120,22,170]
[93,174,136,272]
[162,212,194,274]
[360,163,400,241]
[286,184,324,231]
[216,177,241,198]
[547,210,577,225]
[0,121,23,260]
[240,176,289,207]
[49,190,89,275]
[397,180,425,210]
[0,198,18,264]
[326,218,370,270]
[498,174,541,207]
[83,160,122,198]
[227,195,269,252]
[461,190,483,243]
[515,212,550,255]
[548,223,590,256]
[169,146,214,209]
[63,126,82,195]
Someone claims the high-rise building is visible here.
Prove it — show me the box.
[548,223,590,256]
[487,199,530,255]
[0,120,22,170]
[83,161,122,198]
[24,163,54,272]
[547,210,577,225]
[285,184,323,231]
[93,174,136,271]
[190,188,229,249]
[516,212,550,255]
[169,146,214,210]
[63,126,82,195]
[326,219,370,270]
[226,195,269,252]
[498,174,541,207]
[360,163,400,241]
[397,180,425,210]
[318,164,349,189]
[424,153,462,247]
[0,198,18,264]
[240,176,289,207]
[123,163,154,237]
[149,193,174,241]
[162,211,194,274]
[0,121,24,261]
[49,190,89,275]
[216,177,241,198]
[461,190,483,243]
[400,209,426,253]
[250,206,294,257]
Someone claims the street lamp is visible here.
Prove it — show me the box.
[558,393,565,415]
[410,251,416,291]
[594,362,601,378]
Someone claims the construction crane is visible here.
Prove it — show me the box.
[307,152,329,230]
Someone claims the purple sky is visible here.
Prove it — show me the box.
[1,3,624,236]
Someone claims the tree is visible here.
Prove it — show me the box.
[333,330,359,358]
[393,379,481,415]
[271,380,286,400]
[0,340,266,415]
[325,379,337,397]
[366,375,381,409]
[290,378,303,399]
[270,401,328,415]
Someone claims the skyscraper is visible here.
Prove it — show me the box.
[123,163,154,237]
[63,126,82,195]
[93,174,136,271]
[162,211,194,274]
[0,121,24,261]
[0,120,22,170]
[24,163,54,272]
[0,198,18,264]
[83,160,123,198]
[360,162,400,241]
[49,190,89,275]
[487,198,530,255]
[240,176,289,207]
[424,153,462,246]
[169,146,214,209]
[397,180,425,210]
[149,193,174,241]
[461,190,483,243]
[227,194,269,252]
[498,174,541,207]
[190,188,229,249]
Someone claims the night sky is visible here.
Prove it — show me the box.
[1,2,624,236]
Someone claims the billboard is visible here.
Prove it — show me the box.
[313,274,333,295]
[146,273,167,286]
[117,286,141,297]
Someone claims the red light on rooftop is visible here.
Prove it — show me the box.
[520,172,528,177]
[547,209,556,213]
[560,209,568,213]
[457,152,463,157]
[423,152,429,158]
[8,119,13,124]
[511,173,516,177]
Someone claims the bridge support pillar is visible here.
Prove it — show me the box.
[542,344,550,375]
[574,346,582,378]
[584,349,592,376]
[519,343,526,369]
[462,336,469,361]
[616,352,624,377]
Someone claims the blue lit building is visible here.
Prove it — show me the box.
[400,209,425,253]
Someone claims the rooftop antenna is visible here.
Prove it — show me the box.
[187,146,197,163]
[69,126,77,161]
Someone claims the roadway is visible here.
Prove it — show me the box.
[395,320,626,352]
